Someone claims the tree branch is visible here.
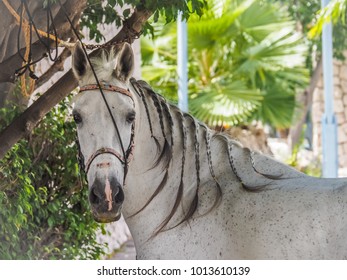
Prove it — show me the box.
[35,47,72,89]
[0,7,152,160]
[0,0,86,84]
[288,58,323,149]
[35,11,81,90]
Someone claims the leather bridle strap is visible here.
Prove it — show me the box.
[83,123,135,174]
[79,82,135,175]
[85,147,125,174]
[79,83,134,104]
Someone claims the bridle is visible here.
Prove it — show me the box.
[76,82,135,178]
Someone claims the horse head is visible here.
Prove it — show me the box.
[72,42,135,223]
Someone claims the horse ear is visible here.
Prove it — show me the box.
[72,41,89,79]
[114,43,134,82]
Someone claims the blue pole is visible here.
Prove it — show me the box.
[321,0,338,177]
[177,12,188,112]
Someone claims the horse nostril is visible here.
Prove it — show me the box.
[115,187,124,205]
[89,187,101,205]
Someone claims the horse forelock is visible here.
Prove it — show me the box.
[89,50,117,82]
[77,48,125,87]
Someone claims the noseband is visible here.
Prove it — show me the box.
[77,83,135,175]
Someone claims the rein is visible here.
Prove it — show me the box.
[77,83,135,176]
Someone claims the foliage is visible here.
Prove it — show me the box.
[273,0,347,65]
[1,0,211,260]
[309,0,347,37]
[141,0,309,128]
[0,97,105,259]
[81,0,207,42]
[286,128,322,178]
[287,149,322,177]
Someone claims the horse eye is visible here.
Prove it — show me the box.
[73,112,82,124]
[126,112,135,124]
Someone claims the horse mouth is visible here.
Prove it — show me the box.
[91,207,122,223]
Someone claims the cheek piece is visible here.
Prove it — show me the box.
[76,83,135,179]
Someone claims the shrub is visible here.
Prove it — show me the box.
[0,96,106,259]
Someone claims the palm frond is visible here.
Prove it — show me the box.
[255,94,296,128]
[190,80,263,126]
[309,0,347,38]
[141,0,309,129]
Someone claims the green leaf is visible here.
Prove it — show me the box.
[47,217,54,228]
[123,8,131,18]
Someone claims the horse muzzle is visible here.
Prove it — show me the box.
[89,176,124,223]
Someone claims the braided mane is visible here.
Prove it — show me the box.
[129,78,282,235]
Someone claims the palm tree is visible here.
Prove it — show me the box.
[141,0,309,129]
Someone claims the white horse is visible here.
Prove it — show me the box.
[71,42,347,259]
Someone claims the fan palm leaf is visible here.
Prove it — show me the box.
[141,0,309,128]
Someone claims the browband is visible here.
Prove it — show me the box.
[79,83,134,102]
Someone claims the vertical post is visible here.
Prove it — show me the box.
[321,0,338,177]
[177,12,188,112]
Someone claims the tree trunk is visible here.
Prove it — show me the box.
[0,7,152,160]
[288,58,323,150]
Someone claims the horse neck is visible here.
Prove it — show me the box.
[124,80,225,239]
[124,79,304,242]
